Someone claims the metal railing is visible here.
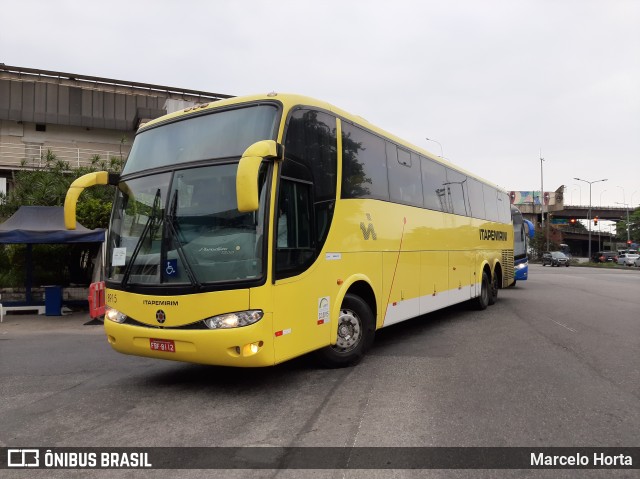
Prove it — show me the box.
[0,142,129,169]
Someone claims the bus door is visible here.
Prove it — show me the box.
[271,177,332,363]
[271,108,340,363]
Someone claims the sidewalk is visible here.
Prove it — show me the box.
[0,310,102,333]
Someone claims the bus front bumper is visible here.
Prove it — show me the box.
[103,313,275,367]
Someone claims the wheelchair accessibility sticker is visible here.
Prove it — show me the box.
[165,259,178,277]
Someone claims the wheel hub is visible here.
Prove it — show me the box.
[334,309,362,352]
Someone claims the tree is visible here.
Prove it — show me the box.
[615,207,640,245]
[529,228,560,260]
[0,149,122,228]
[0,150,123,287]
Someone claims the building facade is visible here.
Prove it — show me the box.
[0,64,232,196]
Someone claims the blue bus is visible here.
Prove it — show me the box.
[512,205,534,283]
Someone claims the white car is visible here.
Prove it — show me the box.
[618,253,639,266]
[635,256,640,267]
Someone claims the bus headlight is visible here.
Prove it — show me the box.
[515,263,527,270]
[203,310,263,329]
[105,307,128,324]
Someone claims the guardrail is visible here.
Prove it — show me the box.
[0,142,129,169]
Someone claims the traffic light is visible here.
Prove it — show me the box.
[594,216,598,226]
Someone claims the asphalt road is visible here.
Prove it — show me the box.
[0,264,638,478]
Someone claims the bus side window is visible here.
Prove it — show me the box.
[421,156,448,213]
[275,178,314,279]
[445,168,470,216]
[284,108,337,251]
[467,178,485,219]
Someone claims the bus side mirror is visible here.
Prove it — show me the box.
[64,171,118,229]
[236,140,284,212]
[524,219,535,239]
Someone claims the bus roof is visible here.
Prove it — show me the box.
[139,92,508,194]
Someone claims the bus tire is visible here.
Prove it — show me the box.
[473,271,490,311]
[315,294,375,368]
[488,271,499,305]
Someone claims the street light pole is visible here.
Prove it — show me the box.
[615,202,631,245]
[572,183,582,205]
[425,138,444,158]
[575,177,608,261]
[540,153,549,250]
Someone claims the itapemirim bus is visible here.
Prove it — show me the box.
[65,93,514,368]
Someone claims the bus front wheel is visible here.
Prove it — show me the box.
[315,294,375,368]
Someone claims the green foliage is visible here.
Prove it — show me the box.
[569,219,587,231]
[529,228,560,260]
[0,244,24,287]
[615,207,640,244]
[76,195,113,230]
[0,244,100,288]
[0,148,124,288]
[0,149,122,228]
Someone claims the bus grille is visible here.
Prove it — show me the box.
[502,249,515,286]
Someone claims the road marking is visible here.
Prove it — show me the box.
[548,318,576,332]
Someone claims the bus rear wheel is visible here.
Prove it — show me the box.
[488,271,499,305]
[315,294,375,368]
[473,271,490,311]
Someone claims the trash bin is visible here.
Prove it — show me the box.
[45,286,63,316]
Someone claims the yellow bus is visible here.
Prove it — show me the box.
[64,93,514,368]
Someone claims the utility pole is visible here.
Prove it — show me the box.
[575,177,608,261]
[540,152,549,251]
[615,202,631,245]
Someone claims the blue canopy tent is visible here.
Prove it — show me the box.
[0,206,105,305]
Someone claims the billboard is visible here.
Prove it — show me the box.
[509,191,557,206]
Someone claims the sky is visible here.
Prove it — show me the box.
[2,0,639,208]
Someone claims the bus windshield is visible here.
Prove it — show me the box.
[108,163,269,288]
[105,104,279,288]
[513,209,526,260]
[511,205,534,282]
[123,104,279,175]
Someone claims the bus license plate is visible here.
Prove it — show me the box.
[150,338,175,353]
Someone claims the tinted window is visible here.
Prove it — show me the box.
[386,144,423,207]
[445,169,469,216]
[497,191,511,223]
[275,179,314,279]
[284,109,337,248]
[467,178,485,219]
[483,184,499,222]
[421,156,448,212]
[284,109,337,202]
[512,206,526,259]
[341,123,389,200]
[124,105,279,174]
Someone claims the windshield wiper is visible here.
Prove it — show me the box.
[122,188,162,287]
[165,190,201,289]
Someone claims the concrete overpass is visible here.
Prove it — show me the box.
[511,188,632,256]
[550,205,629,221]
[514,203,628,222]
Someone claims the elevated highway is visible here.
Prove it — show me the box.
[516,203,628,221]
[551,205,629,221]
